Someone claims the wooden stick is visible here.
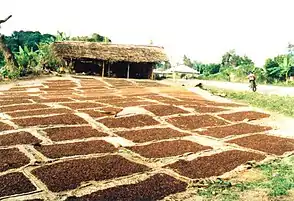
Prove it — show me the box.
[127,64,130,79]
[102,61,105,78]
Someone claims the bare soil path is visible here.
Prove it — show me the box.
[161,79,294,96]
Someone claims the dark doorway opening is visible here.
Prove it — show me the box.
[72,60,153,79]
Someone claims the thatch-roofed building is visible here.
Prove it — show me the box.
[52,41,168,79]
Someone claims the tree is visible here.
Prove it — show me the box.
[288,43,294,55]
[37,43,63,71]
[264,58,279,81]
[183,55,193,67]
[0,15,18,74]
[279,56,293,81]
[55,31,70,42]
[221,50,235,67]
[288,42,294,68]
[0,52,5,67]
[70,33,111,43]
[265,54,293,82]
[15,45,42,76]
[193,61,205,74]
[4,31,55,52]
[221,50,254,67]
[203,63,221,75]
[241,55,254,66]
[163,61,171,70]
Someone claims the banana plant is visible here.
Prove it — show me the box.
[15,45,41,75]
[281,56,293,81]
[55,31,70,42]
[37,42,62,71]
[267,55,293,81]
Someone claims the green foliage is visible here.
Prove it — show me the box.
[196,51,259,83]
[198,64,267,84]
[203,63,221,76]
[205,87,294,117]
[163,61,171,70]
[220,51,256,82]
[55,31,70,42]
[0,65,21,79]
[221,50,254,67]
[0,52,5,67]
[71,33,111,43]
[193,61,205,74]
[0,30,111,79]
[192,61,221,76]
[194,128,294,200]
[205,72,230,81]
[258,160,294,197]
[183,55,193,67]
[253,67,267,83]
[264,44,294,83]
[155,61,172,70]
[15,46,41,76]
[186,46,294,85]
[37,43,63,71]
[197,179,240,201]
[3,31,55,53]
[264,54,294,82]
[264,58,280,81]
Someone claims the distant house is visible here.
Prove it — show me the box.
[52,41,168,79]
[163,64,200,75]
[153,64,199,80]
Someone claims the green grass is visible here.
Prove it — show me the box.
[197,156,294,201]
[257,157,294,197]
[270,81,294,87]
[196,74,294,87]
[195,86,294,200]
[197,179,242,201]
[204,87,294,117]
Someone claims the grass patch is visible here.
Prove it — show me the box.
[257,157,294,197]
[197,179,241,201]
[196,156,294,200]
[203,87,294,117]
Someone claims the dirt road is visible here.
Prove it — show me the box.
[161,79,294,96]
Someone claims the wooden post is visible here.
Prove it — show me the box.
[127,64,130,79]
[107,63,110,77]
[151,68,154,80]
[102,61,105,78]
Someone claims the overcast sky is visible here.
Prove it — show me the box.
[1,0,294,66]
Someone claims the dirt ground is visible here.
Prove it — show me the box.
[0,75,294,201]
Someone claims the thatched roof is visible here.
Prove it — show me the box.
[52,41,168,63]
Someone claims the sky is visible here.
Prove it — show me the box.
[1,0,294,66]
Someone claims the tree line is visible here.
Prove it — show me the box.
[0,30,111,79]
[180,45,294,84]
